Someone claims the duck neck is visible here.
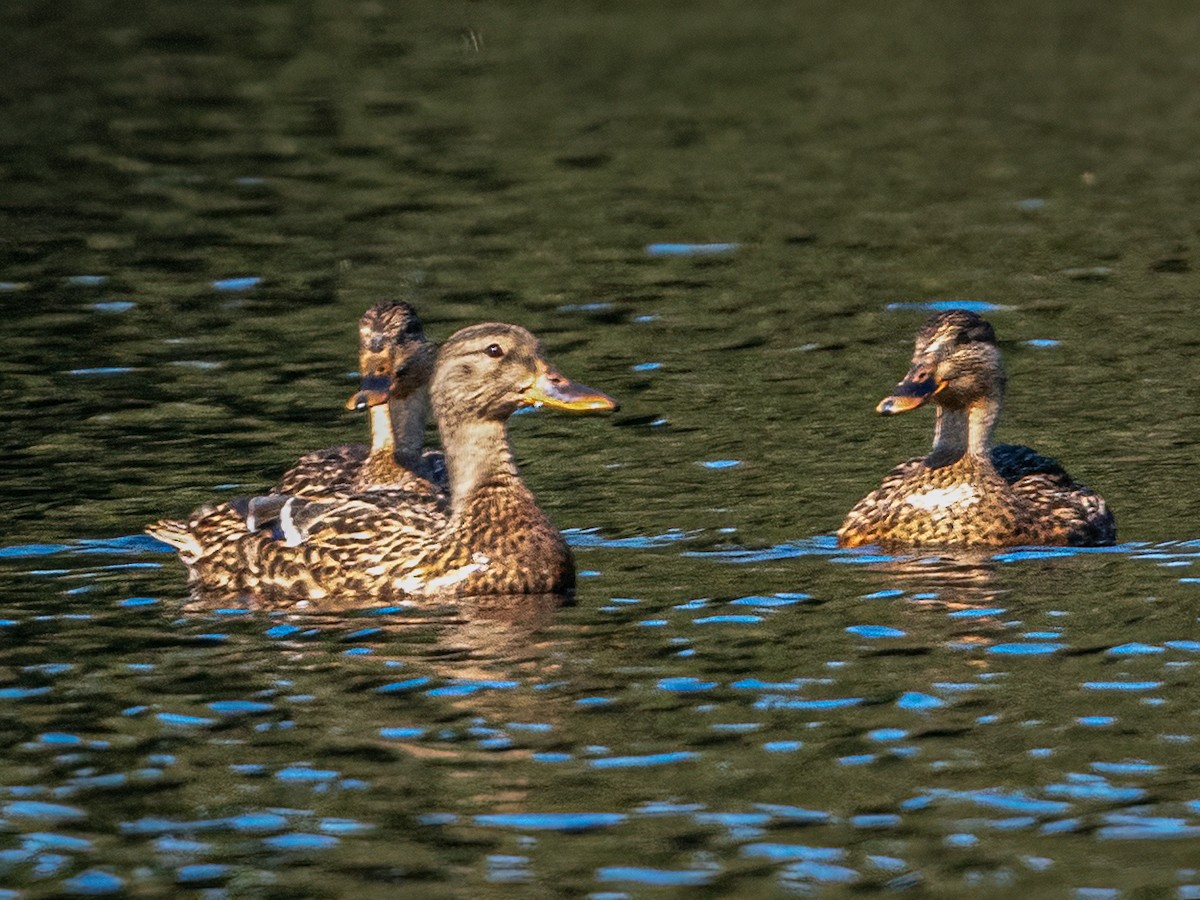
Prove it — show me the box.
[440,418,524,516]
[368,404,395,456]
[967,395,1000,458]
[377,390,429,469]
[928,395,1000,467]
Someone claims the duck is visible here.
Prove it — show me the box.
[837,310,1115,549]
[274,299,446,499]
[148,323,618,604]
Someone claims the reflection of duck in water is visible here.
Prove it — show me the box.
[857,551,1003,604]
[275,299,447,498]
[181,592,572,769]
[838,311,1115,549]
[151,324,617,605]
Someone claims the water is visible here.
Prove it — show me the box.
[3,0,1200,894]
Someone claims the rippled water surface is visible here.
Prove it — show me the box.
[3,0,1200,895]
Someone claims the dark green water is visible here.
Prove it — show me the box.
[3,0,1200,895]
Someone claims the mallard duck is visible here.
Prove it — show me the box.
[149,323,618,604]
[837,310,1115,549]
[275,300,446,498]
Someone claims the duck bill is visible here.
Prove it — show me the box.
[345,373,394,411]
[524,366,619,413]
[876,373,943,415]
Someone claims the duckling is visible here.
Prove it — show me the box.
[837,310,1115,549]
[275,300,446,498]
[149,323,618,604]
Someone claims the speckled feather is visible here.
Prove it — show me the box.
[839,445,1115,548]
[206,479,575,605]
[275,445,447,498]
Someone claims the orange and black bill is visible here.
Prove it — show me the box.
[525,366,619,413]
[345,373,393,411]
[876,371,941,415]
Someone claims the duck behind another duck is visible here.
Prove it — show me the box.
[837,310,1115,549]
[147,301,448,586]
[275,300,446,498]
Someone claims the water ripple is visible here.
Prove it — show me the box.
[596,865,716,885]
[564,528,700,549]
[590,751,698,769]
[474,813,626,832]
[741,843,845,862]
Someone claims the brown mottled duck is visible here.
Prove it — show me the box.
[148,323,618,604]
[838,310,1115,549]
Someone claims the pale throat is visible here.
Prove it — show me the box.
[381,390,430,467]
[439,418,519,512]
[369,405,394,454]
[929,395,1001,464]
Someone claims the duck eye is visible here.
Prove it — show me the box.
[484,343,504,358]
[404,319,422,335]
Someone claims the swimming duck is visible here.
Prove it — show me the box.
[274,300,446,498]
[837,310,1115,549]
[149,323,618,604]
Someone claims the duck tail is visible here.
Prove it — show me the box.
[145,519,203,563]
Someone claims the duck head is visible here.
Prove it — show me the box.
[431,323,618,423]
[877,310,1005,415]
[345,300,436,411]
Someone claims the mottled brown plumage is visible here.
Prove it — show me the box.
[838,310,1115,549]
[150,323,618,605]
